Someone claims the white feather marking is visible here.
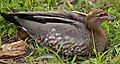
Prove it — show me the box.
[48,35,55,39]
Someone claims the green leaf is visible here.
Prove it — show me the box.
[50,0,57,7]
[8,28,16,35]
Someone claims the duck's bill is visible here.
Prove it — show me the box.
[107,14,116,20]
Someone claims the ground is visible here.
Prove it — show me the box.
[0,0,120,64]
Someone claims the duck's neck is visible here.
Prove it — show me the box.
[88,22,109,52]
[93,27,108,52]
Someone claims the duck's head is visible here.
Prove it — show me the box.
[87,9,115,30]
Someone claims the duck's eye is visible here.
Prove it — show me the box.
[98,13,108,17]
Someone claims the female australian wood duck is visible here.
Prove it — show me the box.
[0,9,115,56]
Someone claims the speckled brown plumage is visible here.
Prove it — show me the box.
[0,9,115,56]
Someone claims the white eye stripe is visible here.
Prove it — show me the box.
[97,12,108,17]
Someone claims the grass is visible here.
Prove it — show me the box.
[0,0,120,64]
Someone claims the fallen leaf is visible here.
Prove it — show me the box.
[0,40,30,59]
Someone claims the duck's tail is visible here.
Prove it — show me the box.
[0,12,21,26]
[0,12,15,21]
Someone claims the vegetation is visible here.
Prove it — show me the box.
[0,0,120,64]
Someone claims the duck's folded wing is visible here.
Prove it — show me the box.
[14,17,92,55]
